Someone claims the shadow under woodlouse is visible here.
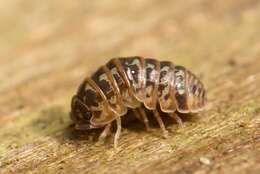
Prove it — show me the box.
[29,104,199,146]
[63,107,199,143]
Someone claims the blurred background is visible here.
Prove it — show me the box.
[0,0,260,173]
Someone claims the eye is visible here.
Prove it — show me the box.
[83,111,92,120]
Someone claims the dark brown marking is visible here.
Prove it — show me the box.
[174,66,189,112]
[119,57,141,85]
[92,67,114,99]
[83,79,105,110]
[143,58,160,109]
[158,61,177,112]
[119,57,145,101]
[111,58,141,108]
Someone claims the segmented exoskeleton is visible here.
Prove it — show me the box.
[70,57,206,148]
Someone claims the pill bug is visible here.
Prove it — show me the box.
[70,57,207,148]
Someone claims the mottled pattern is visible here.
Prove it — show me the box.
[143,58,159,109]
[186,70,206,112]
[71,57,206,127]
[174,66,189,112]
[186,70,195,111]
[79,79,104,111]
[158,61,177,112]
[107,58,140,109]
[72,78,116,125]
[70,96,91,125]
[92,67,114,102]
[91,66,126,115]
[119,57,145,101]
[106,59,128,96]
[196,81,204,109]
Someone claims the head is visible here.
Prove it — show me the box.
[70,95,100,130]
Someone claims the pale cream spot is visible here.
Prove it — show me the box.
[175,69,185,95]
[111,67,118,76]
[129,58,141,67]
[99,73,108,82]
[147,63,155,69]
[109,95,117,104]
[150,69,157,80]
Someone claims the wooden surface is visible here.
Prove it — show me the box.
[0,0,260,173]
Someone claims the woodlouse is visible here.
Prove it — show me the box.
[70,57,207,148]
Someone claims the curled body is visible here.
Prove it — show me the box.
[70,57,207,148]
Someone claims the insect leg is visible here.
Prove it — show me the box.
[133,108,150,131]
[98,123,112,142]
[133,109,142,121]
[169,112,184,128]
[114,117,122,149]
[138,107,150,131]
[152,110,169,138]
[75,124,90,130]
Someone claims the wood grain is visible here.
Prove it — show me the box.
[0,0,259,173]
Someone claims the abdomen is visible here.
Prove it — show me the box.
[78,56,206,118]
